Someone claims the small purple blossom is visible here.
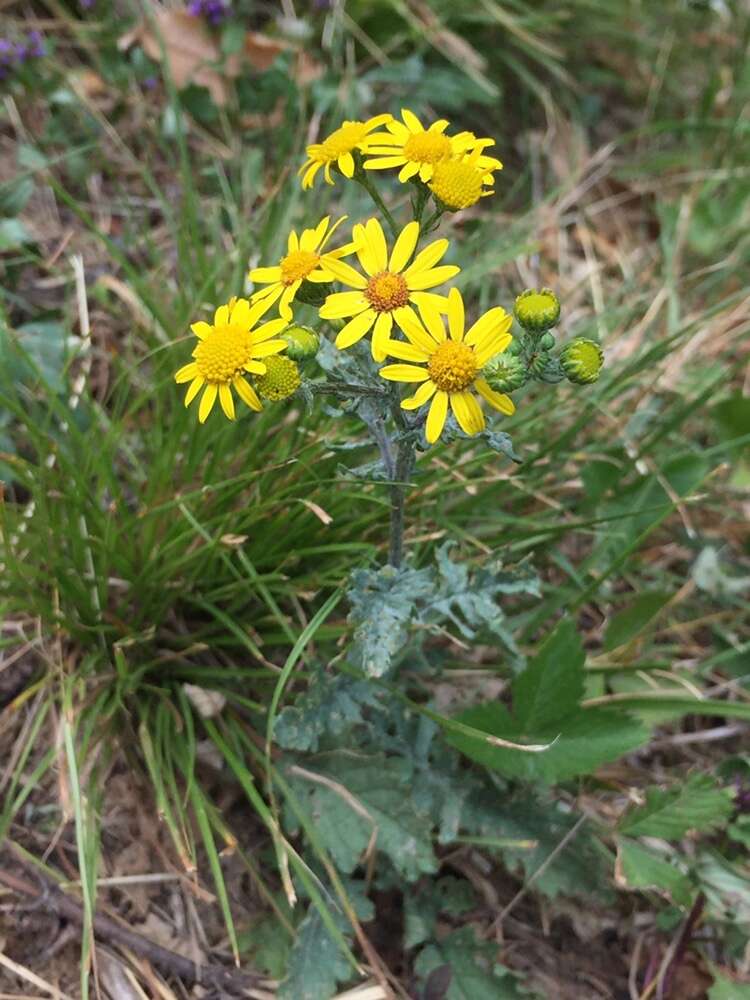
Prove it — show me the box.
[0,31,45,81]
[187,0,230,25]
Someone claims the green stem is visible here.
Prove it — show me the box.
[388,437,416,568]
[307,381,387,399]
[354,173,398,239]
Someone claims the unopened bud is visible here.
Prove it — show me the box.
[560,338,604,385]
[514,288,560,333]
[482,353,528,393]
[281,324,320,362]
[255,355,302,401]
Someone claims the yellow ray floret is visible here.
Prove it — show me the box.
[363,108,503,184]
[299,114,393,190]
[318,217,461,362]
[378,287,515,444]
[174,296,289,423]
[248,216,356,320]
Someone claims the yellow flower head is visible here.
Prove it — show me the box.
[379,287,515,444]
[363,108,502,185]
[248,216,355,320]
[428,144,500,211]
[318,218,460,362]
[299,114,393,190]
[175,297,289,423]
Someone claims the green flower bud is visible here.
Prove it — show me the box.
[539,332,555,350]
[295,280,333,308]
[560,338,604,385]
[514,288,560,333]
[281,324,320,362]
[528,351,554,379]
[255,355,302,401]
[482,353,528,393]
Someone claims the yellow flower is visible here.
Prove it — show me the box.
[319,218,460,362]
[363,108,502,184]
[175,297,289,423]
[248,216,355,320]
[379,288,515,444]
[299,114,393,189]
[428,145,499,210]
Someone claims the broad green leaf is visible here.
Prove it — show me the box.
[277,907,351,1000]
[619,775,734,838]
[603,591,672,651]
[697,852,750,931]
[404,877,476,949]
[414,926,531,1000]
[616,838,692,907]
[285,752,436,879]
[447,622,647,781]
[709,973,750,999]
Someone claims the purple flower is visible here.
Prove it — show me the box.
[0,30,45,80]
[187,0,230,25]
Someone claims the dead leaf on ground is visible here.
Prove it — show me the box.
[245,31,290,71]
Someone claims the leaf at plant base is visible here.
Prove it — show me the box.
[286,752,436,879]
[446,622,648,781]
[615,837,692,907]
[414,926,531,999]
[239,914,292,979]
[274,669,382,752]
[619,774,735,838]
[696,851,750,931]
[708,972,750,999]
[347,564,434,677]
[404,877,476,949]
[603,591,672,651]
[277,907,352,1000]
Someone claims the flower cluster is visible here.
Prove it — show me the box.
[0,32,44,80]
[175,107,602,442]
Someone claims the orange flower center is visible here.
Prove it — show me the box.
[280,250,320,285]
[428,340,477,392]
[364,271,410,313]
[403,131,452,164]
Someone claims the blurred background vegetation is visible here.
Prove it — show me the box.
[0,1,749,998]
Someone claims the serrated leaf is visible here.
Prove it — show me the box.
[415,926,531,999]
[347,564,433,677]
[479,428,522,463]
[446,622,648,781]
[286,752,436,879]
[275,670,382,752]
[604,591,672,650]
[616,837,692,907]
[404,877,476,949]
[619,775,735,838]
[277,907,351,1000]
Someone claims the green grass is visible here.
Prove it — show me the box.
[1,0,749,996]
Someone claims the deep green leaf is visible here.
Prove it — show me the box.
[414,926,531,1000]
[619,775,735,838]
[277,907,351,1000]
[616,838,692,907]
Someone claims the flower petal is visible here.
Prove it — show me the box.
[190,321,212,340]
[398,162,421,183]
[338,151,355,178]
[253,318,289,343]
[407,264,461,290]
[475,331,513,367]
[465,308,512,346]
[451,391,485,435]
[252,338,288,358]
[184,376,204,407]
[362,218,388,274]
[219,383,236,420]
[401,108,423,133]
[198,383,218,423]
[383,339,430,363]
[363,156,408,170]
[409,291,451,314]
[416,298,447,344]
[371,311,393,362]
[319,290,369,319]
[248,266,282,284]
[425,390,449,443]
[175,362,198,384]
[447,287,465,341]
[393,305,440,353]
[379,363,430,383]
[389,221,420,273]
[335,308,377,349]
[404,238,449,277]
[279,283,298,320]
[233,375,262,412]
[213,305,230,327]
[401,379,437,410]
[324,256,368,289]
[244,360,266,375]
[288,229,299,252]
[474,378,516,414]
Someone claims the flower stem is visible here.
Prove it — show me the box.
[388,437,415,568]
[354,173,399,239]
[307,381,387,399]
